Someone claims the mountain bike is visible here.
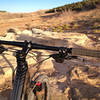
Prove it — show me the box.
[0,40,100,100]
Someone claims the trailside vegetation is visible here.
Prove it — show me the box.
[0,10,7,13]
[45,0,100,13]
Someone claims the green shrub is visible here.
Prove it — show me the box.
[92,24,100,29]
[53,24,71,32]
[63,24,70,30]
[93,29,100,33]
[45,0,99,13]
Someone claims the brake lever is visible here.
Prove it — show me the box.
[77,56,85,62]
[65,56,78,60]
[65,56,85,62]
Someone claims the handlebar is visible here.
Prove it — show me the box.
[0,40,70,51]
[72,48,100,58]
[0,40,100,58]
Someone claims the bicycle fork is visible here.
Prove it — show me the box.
[11,41,31,100]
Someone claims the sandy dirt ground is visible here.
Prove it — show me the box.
[0,28,100,100]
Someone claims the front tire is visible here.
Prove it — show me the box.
[27,75,50,100]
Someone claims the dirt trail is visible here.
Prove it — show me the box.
[0,29,100,100]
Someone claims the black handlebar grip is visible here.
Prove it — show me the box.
[72,48,100,58]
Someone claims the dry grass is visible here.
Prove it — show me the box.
[0,8,100,35]
[46,10,75,26]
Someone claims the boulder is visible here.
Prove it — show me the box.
[7,28,21,35]
[0,32,16,41]
[32,28,44,34]
[22,30,32,36]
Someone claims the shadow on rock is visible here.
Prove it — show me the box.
[68,79,100,100]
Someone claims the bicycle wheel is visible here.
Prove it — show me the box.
[27,75,50,100]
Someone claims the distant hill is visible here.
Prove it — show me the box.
[46,0,100,13]
[0,10,7,13]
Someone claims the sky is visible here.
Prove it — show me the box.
[0,0,82,13]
